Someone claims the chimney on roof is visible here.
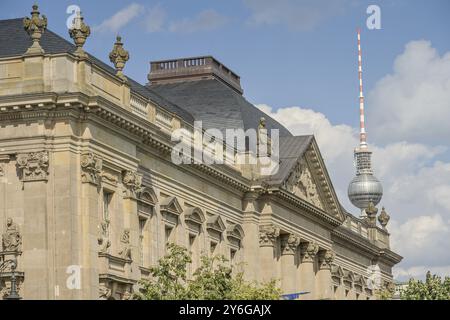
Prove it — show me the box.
[147,56,243,94]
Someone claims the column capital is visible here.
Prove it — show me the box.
[300,241,319,263]
[259,225,279,247]
[280,234,300,255]
[17,151,49,182]
[318,249,335,270]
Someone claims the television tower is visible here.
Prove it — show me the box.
[348,29,383,216]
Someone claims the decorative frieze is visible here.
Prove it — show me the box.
[122,170,142,198]
[280,234,300,255]
[2,218,22,252]
[80,152,102,185]
[300,241,319,263]
[259,225,280,247]
[318,249,335,270]
[16,151,49,182]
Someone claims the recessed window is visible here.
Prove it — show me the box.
[210,241,217,255]
[139,217,147,265]
[103,191,113,222]
[230,249,236,265]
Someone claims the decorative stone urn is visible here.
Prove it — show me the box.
[68,10,90,58]
[23,4,47,54]
[109,36,129,81]
[378,207,390,229]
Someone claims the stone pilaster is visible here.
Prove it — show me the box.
[316,249,335,300]
[121,170,141,289]
[17,151,50,299]
[80,152,103,299]
[280,234,300,295]
[259,224,279,283]
[241,191,260,281]
[298,241,318,299]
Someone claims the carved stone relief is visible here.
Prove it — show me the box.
[2,218,22,252]
[283,159,323,209]
[98,220,111,254]
[122,170,142,198]
[280,234,300,255]
[118,229,132,260]
[259,225,280,247]
[300,241,319,263]
[80,152,102,185]
[16,151,49,181]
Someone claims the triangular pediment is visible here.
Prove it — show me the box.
[160,196,183,215]
[278,137,345,222]
[206,214,226,233]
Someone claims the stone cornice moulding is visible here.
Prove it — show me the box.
[265,189,342,229]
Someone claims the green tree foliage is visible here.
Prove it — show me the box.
[134,243,281,300]
[401,271,450,300]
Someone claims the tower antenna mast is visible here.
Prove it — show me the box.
[357,28,367,149]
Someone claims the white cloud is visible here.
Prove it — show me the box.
[168,9,228,33]
[368,40,450,145]
[143,4,166,33]
[94,3,143,33]
[243,0,350,31]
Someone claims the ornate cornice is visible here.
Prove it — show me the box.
[268,189,342,228]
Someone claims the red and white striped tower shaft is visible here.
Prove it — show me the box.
[357,28,368,149]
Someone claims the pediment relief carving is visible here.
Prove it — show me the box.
[282,158,323,210]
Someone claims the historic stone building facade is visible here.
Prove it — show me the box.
[0,6,401,300]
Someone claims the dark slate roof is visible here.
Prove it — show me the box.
[263,135,313,185]
[0,18,194,123]
[150,80,292,137]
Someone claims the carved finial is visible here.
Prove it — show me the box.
[378,206,390,229]
[23,4,48,54]
[109,35,129,81]
[68,10,90,58]
[365,201,378,226]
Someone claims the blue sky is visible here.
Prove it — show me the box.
[2,0,450,281]
[1,0,448,126]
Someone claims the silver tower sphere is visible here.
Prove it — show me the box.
[348,148,383,211]
[348,171,383,209]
